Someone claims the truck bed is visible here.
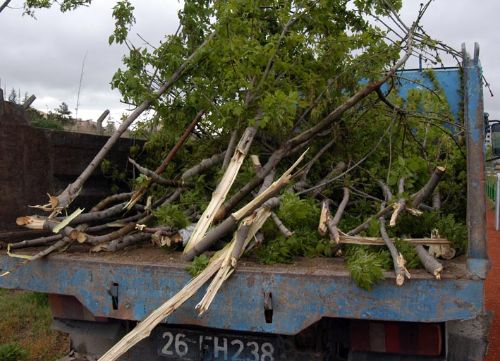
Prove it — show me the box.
[0,245,482,335]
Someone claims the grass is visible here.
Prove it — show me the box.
[0,289,69,361]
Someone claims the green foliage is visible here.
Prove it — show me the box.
[29,115,64,130]
[23,0,91,16]
[255,230,332,264]
[254,193,328,264]
[0,343,28,361]
[109,1,135,44]
[277,193,321,230]
[54,101,72,123]
[186,255,210,277]
[26,108,64,130]
[153,204,189,229]
[133,174,150,189]
[394,212,467,255]
[345,246,389,290]
[0,290,65,360]
[22,292,49,307]
[435,214,467,255]
[20,0,467,290]
[180,183,210,214]
[394,238,421,269]
[100,158,128,194]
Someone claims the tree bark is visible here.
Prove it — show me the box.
[183,151,306,260]
[128,158,191,187]
[415,244,443,279]
[8,234,63,250]
[222,131,238,170]
[90,192,133,212]
[348,166,445,236]
[379,211,410,286]
[411,166,446,208]
[389,177,406,227]
[327,187,350,243]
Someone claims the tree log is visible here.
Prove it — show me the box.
[415,244,443,279]
[327,187,350,243]
[379,212,410,286]
[411,166,446,208]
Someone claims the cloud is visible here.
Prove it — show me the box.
[0,0,182,121]
[399,0,500,119]
[1,0,499,122]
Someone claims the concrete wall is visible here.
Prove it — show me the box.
[0,103,138,230]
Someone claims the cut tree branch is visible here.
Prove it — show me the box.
[379,206,410,286]
[327,187,350,243]
[183,150,307,261]
[183,126,258,255]
[128,158,191,187]
[44,33,215,212]
[126,109,204,209]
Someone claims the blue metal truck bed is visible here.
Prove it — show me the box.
[0,247,482,335]
[0,44,490,360]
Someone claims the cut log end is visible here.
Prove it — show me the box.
[396,274,405,286]
[16,216,45,230]
[69,230,87,243]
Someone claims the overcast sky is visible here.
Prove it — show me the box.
[0,0,499,123]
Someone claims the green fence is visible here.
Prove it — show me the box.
[486,173,497,203]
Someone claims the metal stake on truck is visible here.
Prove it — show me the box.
[0,44,491,361]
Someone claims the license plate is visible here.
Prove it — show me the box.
[153,327,287,361]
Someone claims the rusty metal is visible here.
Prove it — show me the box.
[463,43,489,278]
[0,250,483,335]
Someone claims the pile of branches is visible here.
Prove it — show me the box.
[3,1,469,359]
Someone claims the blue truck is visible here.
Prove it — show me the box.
[0,44,491,361]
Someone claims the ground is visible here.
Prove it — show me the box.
[486,208,500,360]
[0,290,69,361]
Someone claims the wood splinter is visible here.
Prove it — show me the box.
[328,187,349,244]
[389,177,406,227]
[415,244,443,279]
[380,216,410,286]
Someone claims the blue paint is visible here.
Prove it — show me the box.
[0,255,484,335]
[383,68,462,122]
[467,258,490,278]
[464,61,483,143]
